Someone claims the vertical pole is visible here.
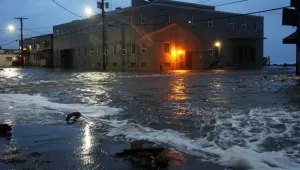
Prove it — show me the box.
[15,17,28,68]
[296,28,300,75]
[20,18,24,68]
[102,0,106,71]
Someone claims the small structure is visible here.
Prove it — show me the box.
[0,49,19,66]
[22,34,53,67]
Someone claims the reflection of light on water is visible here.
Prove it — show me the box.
[1,68,23,78]
[81,123,94,165]
[167,149,188,168]
[83,124,92,153]
[166,79,189,101]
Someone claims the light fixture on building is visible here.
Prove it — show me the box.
[177,50,183,55]
[214,41,221,47]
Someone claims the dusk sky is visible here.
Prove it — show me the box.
[0,0,295,64]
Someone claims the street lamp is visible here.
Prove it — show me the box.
[84,7,93,16]
[8,25,15,32]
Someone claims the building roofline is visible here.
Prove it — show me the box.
[23,34,53,41]
[54,1,263,28]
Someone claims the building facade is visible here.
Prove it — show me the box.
[53,0,264,71]
[0,49,19,66]
[22,34,53,67]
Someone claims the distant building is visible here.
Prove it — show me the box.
[53,0,264,71]
[22,34,53,67]
[0,49,19,66]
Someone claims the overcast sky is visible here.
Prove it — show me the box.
[0,0,295,64]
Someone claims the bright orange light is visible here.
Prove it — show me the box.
[215,42,221,47]
[177,50,183,55]
[171,51,176,56]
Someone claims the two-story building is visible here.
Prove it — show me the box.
[22,34,53,67]
[53,0,264,71]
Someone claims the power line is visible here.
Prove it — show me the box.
[52,0,83,18]
[0,35,21,42]
[215,0,247,7]
[0,39,19,47]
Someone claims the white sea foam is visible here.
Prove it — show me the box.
[105,108,300,170]
[0,93,122,124]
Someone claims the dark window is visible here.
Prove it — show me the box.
[131,63,136,67]
[241,21,247,30]
[164,42,170,53]
[229,20,235,29]
[113,63,117,67]
[164,63,171,68]
[141,43,147,54]
[253,23,258,31]
[122,45,126,55]
[141,13,146,24]
[84,48,87,56]
[6,57,12,61]
[113,45,117,55]
[141,63,147,67]
[131,44,136,55]
[77,48,80,56]
[208,17,213,27]
[164,11,171,24]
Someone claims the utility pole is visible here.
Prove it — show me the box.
[98,0,108,71]
[14,17,28,68]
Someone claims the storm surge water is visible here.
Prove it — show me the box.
[1,93,300,170]
[1,67,300,169]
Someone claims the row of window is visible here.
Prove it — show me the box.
[27,40,50,50]
[55,14,259,37]
[72,43,147,57]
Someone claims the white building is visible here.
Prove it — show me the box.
[0,49,19,67]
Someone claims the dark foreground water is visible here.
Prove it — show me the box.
[0,67,300,169]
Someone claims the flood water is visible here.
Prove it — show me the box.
[1,67,300,169]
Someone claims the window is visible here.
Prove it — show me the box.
[121,17,125,27]
[229,20,235,29]
[56,49,60,57]
[208,17,214,28]
[6,57,12,61]
[164,11,171,24]
[90,24,96,32]
[131,44,136,55]
[141,43,147,54]
[121,45,126,55]
[189,16,194,26]
[84,48,87,56]
[113,63,117,67]
[141,13,146,24]
[113,45,117,55]
[131,63,136,67]
[164,63,171,68]
[241,21,247,30]
[253,23,258,31]
[77,48,80,57]
[90,48,94,56]
[208,48,213,56]
[97,24,101,31]
[141,63,147,67]
[164,42,170,53]
[97,47,100,56]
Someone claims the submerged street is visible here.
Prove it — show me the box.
[1,67,300,169]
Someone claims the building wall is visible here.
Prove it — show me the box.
[53,1,264,71]
[0,55,18,66]
[23,34,53,67]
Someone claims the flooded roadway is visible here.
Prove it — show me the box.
[0,67,300,169]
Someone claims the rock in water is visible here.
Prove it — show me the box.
[66,112,82,121]
[155,152,168,167]
[0,124,12,134]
